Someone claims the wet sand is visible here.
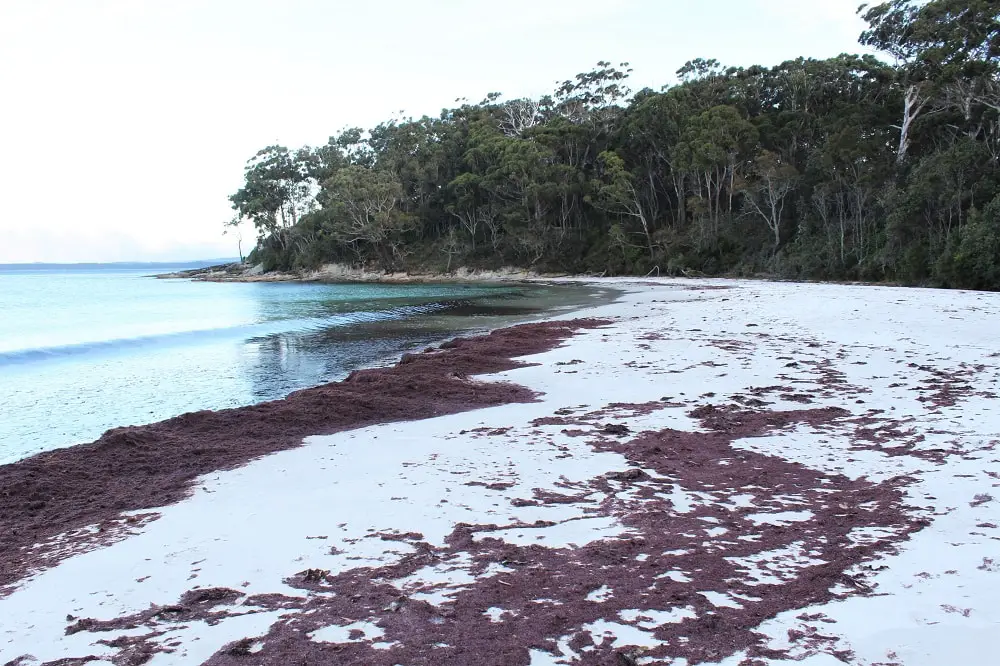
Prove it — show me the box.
[1,278,999,665]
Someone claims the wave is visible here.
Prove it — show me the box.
[0,302,450,368]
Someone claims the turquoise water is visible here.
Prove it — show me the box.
[0,266,601,464]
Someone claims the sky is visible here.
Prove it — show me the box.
[0,0,877,263]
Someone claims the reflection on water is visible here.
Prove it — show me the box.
[241,285,609,404]
[243,324,442,403]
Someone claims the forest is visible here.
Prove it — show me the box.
[228,0,1000,290]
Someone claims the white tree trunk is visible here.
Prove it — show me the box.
[896,84,929,166]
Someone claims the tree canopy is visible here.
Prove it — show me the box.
[229,0,1000,290]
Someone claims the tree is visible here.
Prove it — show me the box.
[554,61,634,129]
[446,172,486,249]
[941,193,1000,289]
[321,166,411,270]
[499,98,543,137]
[677,58,726,83]
[621,91,694,227]
[859,0,1000,164]
[229,145,316,247]
[591,151,655,257]
[222,216,246,263]
[440,228,464,272]
[676,105,759,240]
[740,150,799,249]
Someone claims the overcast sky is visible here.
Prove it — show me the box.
[0,0,875,263]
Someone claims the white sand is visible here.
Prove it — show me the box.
[1,278,998,665]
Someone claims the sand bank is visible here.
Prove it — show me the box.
[1,278,998,665]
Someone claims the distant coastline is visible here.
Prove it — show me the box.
[0,259,239,271]
[155,262,567,284]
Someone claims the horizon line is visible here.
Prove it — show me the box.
[0,258,241,267]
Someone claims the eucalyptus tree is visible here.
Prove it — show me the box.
[590,150,656,257]
[740,150,799,249]
[859,0,1000,164]
[676,105,759,240]
[320,166,411,270]
[619,90,695,227]
[229,145,317,250]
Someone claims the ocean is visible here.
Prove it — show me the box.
[0,265,604,464]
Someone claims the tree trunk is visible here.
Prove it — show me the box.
[673,174,686,227]
[897,84,928,166]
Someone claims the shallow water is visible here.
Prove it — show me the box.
[0,266,607,463]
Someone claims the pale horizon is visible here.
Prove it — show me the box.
[0,257,238,266]
[0,0,876,263]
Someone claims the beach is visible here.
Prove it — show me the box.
[1,278,998,665]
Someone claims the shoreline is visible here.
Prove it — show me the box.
[1,278,998,664]
[0,278,617,466]
[0,319,607,596]
[153,261,937,294]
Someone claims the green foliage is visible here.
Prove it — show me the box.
[225,1,1000,290]
[936,195,1000,289]
[230,145,316,246]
